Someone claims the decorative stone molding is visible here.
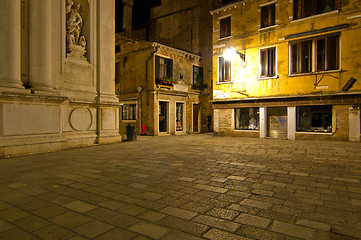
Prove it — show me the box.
[210,0,253,16]
[153,43,201,62]
[69,107,93,131]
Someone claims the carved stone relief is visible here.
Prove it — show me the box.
[69,107,92,131]
[66,0,87,60]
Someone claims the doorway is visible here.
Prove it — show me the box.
[267,107,287,139]
[193,104,200,132]
[159,101,168,133]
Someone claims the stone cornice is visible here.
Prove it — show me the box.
[115,34,201,62]
[210,0,246,15]
[152,42,201,62]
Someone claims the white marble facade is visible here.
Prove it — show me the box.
[0,0,121,157]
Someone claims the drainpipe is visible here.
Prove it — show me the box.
[145,46,158,106]
[95,0,101,144]
[137,86,142,135]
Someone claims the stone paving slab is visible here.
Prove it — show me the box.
[0,134,361,239]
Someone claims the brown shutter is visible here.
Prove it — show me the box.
[293,0,301,20]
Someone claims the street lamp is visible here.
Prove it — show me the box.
[224,47,245,61]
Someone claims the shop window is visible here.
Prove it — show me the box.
[290,35,339,74]
[260,47,276,77]
[261,3,275,28]
[122,104,136,120]
[293,0,340,20]
[220,16,231,38]
[297,105,332,132]
[155,56,173,83]
[235,108,260,130]
[176,103,184,131]
[193,66,203,86]
[219,57,231,82]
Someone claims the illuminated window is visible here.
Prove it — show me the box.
[297,106,332,132]
[155,56,173,81]
[219,57,231,82]
[122,104,136,120]
[260,47,276,78]
[293,0,340,20]
[235,108,260,130]
[220,17,231,38]
[261,3,275,28]
[176,103,184,131]
[291,35,339,74]
[193,66,203,86]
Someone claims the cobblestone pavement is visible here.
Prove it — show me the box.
[0,134,361,240]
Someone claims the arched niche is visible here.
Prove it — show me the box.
[65,0,90,61]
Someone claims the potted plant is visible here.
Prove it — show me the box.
[157,76,174,86]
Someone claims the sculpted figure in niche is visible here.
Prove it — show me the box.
[66,0,86,47]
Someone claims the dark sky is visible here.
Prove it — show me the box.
[115,0,161,33]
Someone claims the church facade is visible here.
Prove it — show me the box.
[0,0,121,157]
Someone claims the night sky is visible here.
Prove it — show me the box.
[115,0,161,33]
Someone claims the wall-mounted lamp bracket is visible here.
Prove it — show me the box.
[224,47,245,61]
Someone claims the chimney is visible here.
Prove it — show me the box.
[122,0,134,36]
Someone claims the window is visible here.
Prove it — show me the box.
[122,104,136,120]
[316,35,339,71]
[260,47,276,77]
[193,66,203,86]
[293,0,340,20]
[290,35,339,74]
[291,40,312,73]
[261,3,275,28]
[297,105,332,132]
[219,57,231,82]
[235,108,260,130]
[220,16,231,38]
[176,103,184,131]
[155,55,173,81]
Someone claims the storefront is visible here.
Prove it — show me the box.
[213,93,361,141]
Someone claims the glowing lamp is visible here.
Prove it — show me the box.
[224,47,245,61]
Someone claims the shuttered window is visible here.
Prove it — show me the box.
[260,47,276,77]
[155,56,173,80]
[293,0,340,20]
[219,57,231,82]
[261,3,275,28]
[220,17,231,38]
[290,35,339,74]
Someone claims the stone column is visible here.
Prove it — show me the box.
[288,106,296,140]
[0,0,25,92]
[29,0,54,93]
[260,107,267,138]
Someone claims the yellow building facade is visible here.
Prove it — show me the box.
[211,0,361,141]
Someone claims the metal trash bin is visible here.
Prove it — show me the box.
[126,124,137,141]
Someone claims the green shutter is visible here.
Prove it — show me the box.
[167,59,173,78]
[155,55,160,80]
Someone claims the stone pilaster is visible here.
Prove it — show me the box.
[349,105,360,142]
[0,0,26,92]
[288,106,296,140]
[29,0,55,93]
[260,107,267,138]
[96,0,121,143]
